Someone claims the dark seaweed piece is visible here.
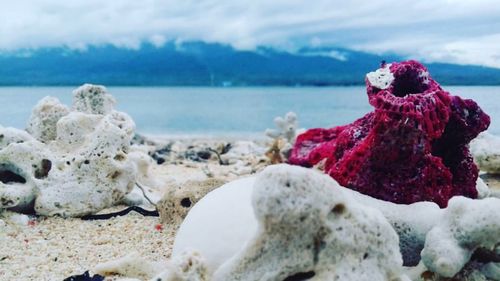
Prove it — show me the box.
[80,206,158,220]
[63,271,104,281]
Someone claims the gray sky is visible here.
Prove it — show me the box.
[1,0,500,67]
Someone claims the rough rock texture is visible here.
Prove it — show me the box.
[157,178,226,226]
[290,60,490,207]
[26,96,70,143]
[212,165,407,281]
[471,132,500,174]
[173,165,407,281]
[173,165,499,280]
[72,84,116,115]
[421,197,500,279]
[0,84,138,217]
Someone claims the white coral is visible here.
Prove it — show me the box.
[265,111,298,144]
[0,84,139,217]
[172,165,499,280]
[26,96,69,143]
[421,197,500,278]
[471,132,500,174]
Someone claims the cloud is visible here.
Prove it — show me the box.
[1,0,500,67]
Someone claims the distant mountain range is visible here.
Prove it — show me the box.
[1,42,500,86]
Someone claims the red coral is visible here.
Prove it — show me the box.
[289,60,490,207]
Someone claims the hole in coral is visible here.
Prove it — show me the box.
[34,159,52,179]
[391,67,429,97]
[114,154,125,161]
[180,197,192,208]
[283,271,316,281]
[331,203,346,215]
[109,171,121,180]
[0,164,26,184]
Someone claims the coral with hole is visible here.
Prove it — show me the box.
[265,112,299,164]
[0,84,138,217]
[157,178,226,227]
[289,60,490,207]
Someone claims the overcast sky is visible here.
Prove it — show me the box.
[1,0,500,67]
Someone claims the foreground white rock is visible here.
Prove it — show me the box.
[173,165,500,280]
[210,164,407,281]
[101,165,408,280]
[95,165,499,280]
[0,84,138,217]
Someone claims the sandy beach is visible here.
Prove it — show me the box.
[1,134,500,280]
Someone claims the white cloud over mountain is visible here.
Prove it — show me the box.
[1,0,499,67]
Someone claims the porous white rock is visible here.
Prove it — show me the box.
[26,96,69,143]
[0,84,140,217]
[72,84,116,115]
[212,165,407,281]
[471,132,500,174]
[366,63,394,89]
[174,165,407,280]
[173,164,500,279]
[421,197,500,278]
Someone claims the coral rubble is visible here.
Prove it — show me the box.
[0,84,138,217]
[290,61,490,207]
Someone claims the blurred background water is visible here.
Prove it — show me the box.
[0,86,498,137]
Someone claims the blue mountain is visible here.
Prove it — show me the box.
[0,42,499,86]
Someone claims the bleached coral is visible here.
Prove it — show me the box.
[471,132,500,174]
[265,112,299,163]
[0,84,139,217]
[72,83,116,115]
[211,164,407,281]
[173,165,500,280]
[421,197,500,278]
[265,111,298,144]
[26,96,69,143]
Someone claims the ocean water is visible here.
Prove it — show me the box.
[0,86,499,137]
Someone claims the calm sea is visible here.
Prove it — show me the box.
[0,86,499,137]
